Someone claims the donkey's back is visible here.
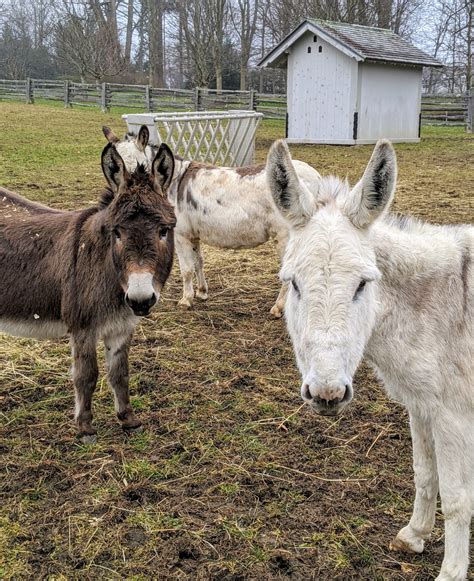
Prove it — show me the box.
[0,185,61,215]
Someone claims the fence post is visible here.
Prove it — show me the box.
[194,87,201,111]
[64,80,71,108]
[25,77,34,104]
[101,82,109,112]
[468,89,474,133]
[249,90,256,111]
[145,85,152,111]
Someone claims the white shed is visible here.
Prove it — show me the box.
[258,20,442,144]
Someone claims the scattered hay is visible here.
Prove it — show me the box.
[1,103,472,579]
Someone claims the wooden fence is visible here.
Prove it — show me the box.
[420,94,470,126]
[0,78,472,130]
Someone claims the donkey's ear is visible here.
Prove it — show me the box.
[137,125,150,152]
[344,139,397,229]
[152,143,175,193]
[102,126,119,143]
[267,139,312,227]
[101,143,129,194]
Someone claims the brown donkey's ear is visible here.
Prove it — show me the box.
[152,143,175,193]
[101,143,129,194]
[102,126,119,143]
[137,125,150,152]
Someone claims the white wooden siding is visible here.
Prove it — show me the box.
[287,31,358,144]
[357,62,422,143]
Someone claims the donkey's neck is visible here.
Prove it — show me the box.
[365,216,472,405]
[61,208,126,330]
[168,158,191,204]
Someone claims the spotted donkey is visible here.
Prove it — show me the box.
[267,138,473,580]
[0,143,176,441]
[103,125,321,317]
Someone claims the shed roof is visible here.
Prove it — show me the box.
[258,20,443,69]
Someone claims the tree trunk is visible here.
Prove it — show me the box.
[467,0,473,92]
[125,0,134,63]
[240,61,246,90]
[177,14,184,88]
[216,64,223,92]
[148,0,165,87]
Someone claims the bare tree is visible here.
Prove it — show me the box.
[124,0,135,64]
[146,0,166,86]
[231,0,259,90]
[174,0,214,87]
[209,0,229,92]
[55,0,126,82]
[421,0,473,92]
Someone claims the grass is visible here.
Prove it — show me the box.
[0,100,473,579]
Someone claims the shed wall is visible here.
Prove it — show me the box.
[287,32,358,143]
[357,62,422,142]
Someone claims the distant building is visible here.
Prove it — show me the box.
[258,20,442,144]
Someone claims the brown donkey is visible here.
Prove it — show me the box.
[0,143,176,442]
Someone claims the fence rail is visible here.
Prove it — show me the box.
[0,78,471,130]
[420,94,469,126]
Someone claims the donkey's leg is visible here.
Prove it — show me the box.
[270,232,289,318]
[71,333,99,443]
[176,235,195,309]
[432,412,472,581]
[193,240,208,300]
[104,331,142,432]
[390,411,438,554]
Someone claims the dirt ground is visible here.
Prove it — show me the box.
[0,103,473,580]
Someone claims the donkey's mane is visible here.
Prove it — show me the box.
[98,163,176,225]
[314,179,471,246]
[385,213,472,241]
[98,164,156,209]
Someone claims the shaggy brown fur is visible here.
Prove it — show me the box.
[0,144,176,441]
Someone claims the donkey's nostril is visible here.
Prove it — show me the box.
[302,384,312,400]
[125,293,157,315]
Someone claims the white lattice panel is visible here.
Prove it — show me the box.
[123,110,263,167]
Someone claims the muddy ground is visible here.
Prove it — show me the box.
[0,103,473,580]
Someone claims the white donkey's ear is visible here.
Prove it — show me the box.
[344,139,397,229]
[266,139,313,227]
[136,125,150,152]
[152,143,175,193]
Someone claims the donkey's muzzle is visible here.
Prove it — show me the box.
[302,381,353,416]
[125,293,157,316]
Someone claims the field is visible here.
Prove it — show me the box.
[0,102,473,580]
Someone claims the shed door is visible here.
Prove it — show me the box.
[289,35,357,143]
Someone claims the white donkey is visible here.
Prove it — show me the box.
[103,125,321,317]
[267,139,473,580]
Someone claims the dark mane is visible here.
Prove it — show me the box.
[98,164,176,226]
[98,164,154,209]
[130,163,151,183]
[99,188,115,209]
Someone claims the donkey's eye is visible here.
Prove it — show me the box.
[159,227,168,240]
[353,280,366,300]
[113,227,121,240]
[291,278,300,296]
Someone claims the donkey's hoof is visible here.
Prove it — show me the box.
[79,433,97,445]
[270,305,283,318]
[195,289,208,300]
[122,423,143,434]
[390,528,425,554]
[178,298,193,310]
